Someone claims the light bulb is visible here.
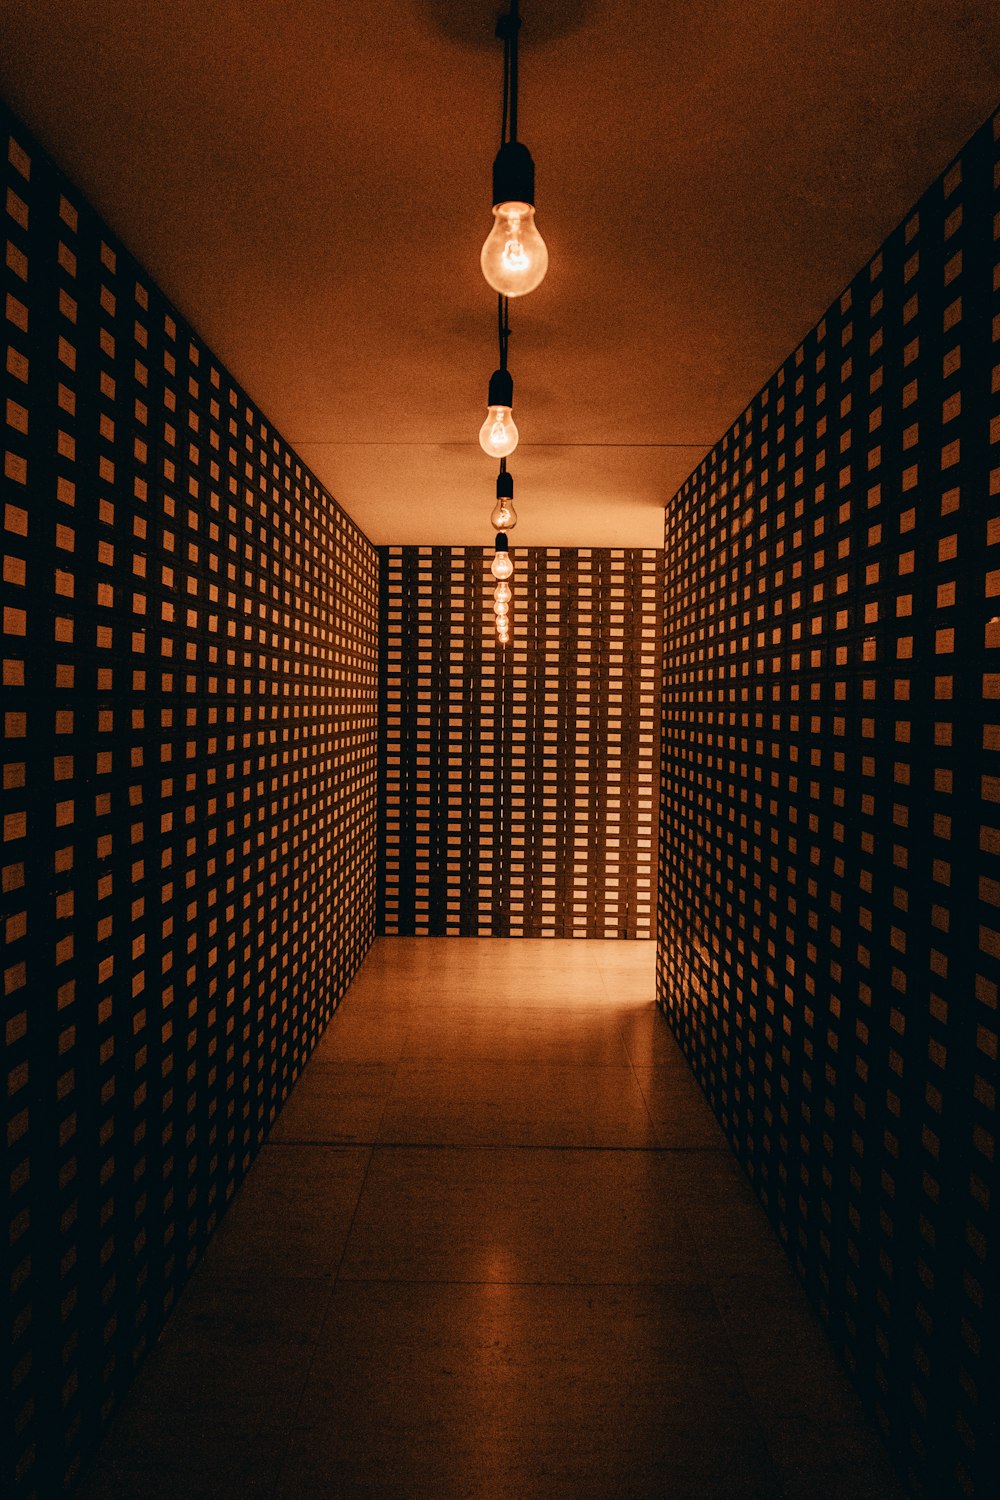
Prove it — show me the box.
[481,202,549,298]
[490,497,517,531]
[494,600,509,618]
[494,581,512,603]
[491,551,514,581]
[479,405,518,459]
[492,464,517,530]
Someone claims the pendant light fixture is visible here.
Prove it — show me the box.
[480,1,548,297]
[483,324,518,642]
[491,533,514,581]
[479,365,518,458]
[491,463,516,643]
[480,292,518,460]
[491,462,517,533]
[479,0,546,647]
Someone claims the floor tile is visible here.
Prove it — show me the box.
[199,1144,371,1278]
[713,1282,887,1431]
[630,1062,730,1148]
[270,1060,397,1143]
[277,1281,784,1500]
[313,1005,413,1061]
[593,946,658,1002]
[377,1059,659,1147]
[365,939,614,1008]
[618,1003,693,1066]
[119,1275,327,1420]
[411,972,614,1008]
[775,1419,906,1500]
[77,1430,288,1500]
[339,1145,703,1285]
[400,1004,631,1065]
[79,1278,329,1499]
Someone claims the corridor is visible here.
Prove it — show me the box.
[79,940,902,1500]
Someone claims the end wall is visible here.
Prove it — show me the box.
[2,103,378,1497]
[379,545,663,937]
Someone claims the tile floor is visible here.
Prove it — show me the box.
[79,938,904,1500]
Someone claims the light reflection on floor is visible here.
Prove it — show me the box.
[79,938,904,1500]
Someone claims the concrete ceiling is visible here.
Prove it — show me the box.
[1,1,998,546]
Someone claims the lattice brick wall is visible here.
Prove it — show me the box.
[658,108,999,1498]
[380,545,663,938]
[1,102,379,1499]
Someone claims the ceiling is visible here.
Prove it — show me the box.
[1,1,998,546]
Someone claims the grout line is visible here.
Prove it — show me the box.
[313,1058,660,1070]
[590,948,670,1146]
[264,1134,376,1500]
[329,1275,717,1290]
[263,1139,730,1153]
[266,954,409,1498]
[286,439,711,449]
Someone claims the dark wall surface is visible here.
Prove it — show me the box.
[380,545,663,937]
[657,109,999,1497]
[2,102,379,1498]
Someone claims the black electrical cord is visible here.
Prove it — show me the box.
[497,0,520,147]
[509,0,519,143]
[500,27,509,149]
[497,294,510,372]
[491,3,520,655]
[494,3,518,378]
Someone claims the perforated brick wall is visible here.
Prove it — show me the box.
[2,102,378,1498]
[380,545,663,937]
[657,108,999,1498]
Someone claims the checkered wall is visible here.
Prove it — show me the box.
[380,545,663,937]
[2,103,379,1500]
[658,109,999,1498]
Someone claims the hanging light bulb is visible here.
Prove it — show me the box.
[490,495,517,530]
[479,368,518,458]
[480,406,518,459]
[491,532,514,581]
[481,205,548,298]
[481,142,549,298]
[491,466,517,532]
[481,6,532,646]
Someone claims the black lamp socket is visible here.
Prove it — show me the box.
[492,141,535,207]
[487,368,514,408]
